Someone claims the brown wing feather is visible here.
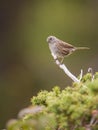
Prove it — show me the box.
[56,40,75,56]
[59,40,74,48]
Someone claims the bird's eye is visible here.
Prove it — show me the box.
[49,37,52,41]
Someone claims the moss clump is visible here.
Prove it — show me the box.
[6,73,98,130]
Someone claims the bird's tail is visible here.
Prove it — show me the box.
[76,47,90,50]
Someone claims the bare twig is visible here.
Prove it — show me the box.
[55,59,80,83]
[88,68,94,81]
[51,52,80,83]
[79,69,83,81]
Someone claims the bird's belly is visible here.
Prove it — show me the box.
[49,43,60,57]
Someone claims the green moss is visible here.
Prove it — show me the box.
[87,79,98,95]
[81,73,92,83]
[7,73,98,130]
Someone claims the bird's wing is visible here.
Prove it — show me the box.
[56,40,74,55]
[60,40,74,48]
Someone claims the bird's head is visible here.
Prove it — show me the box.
[46,36,57,44]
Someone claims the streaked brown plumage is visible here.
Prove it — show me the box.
[46,36,89,63]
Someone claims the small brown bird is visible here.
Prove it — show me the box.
[47,36,89,63]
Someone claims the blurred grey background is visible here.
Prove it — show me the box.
[0,0,98,129]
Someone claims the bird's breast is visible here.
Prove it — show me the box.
[49,43,62,58]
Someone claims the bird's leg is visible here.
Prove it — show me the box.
[60,57,64,64]
[56,57,64,65]
[51,52,64,65]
